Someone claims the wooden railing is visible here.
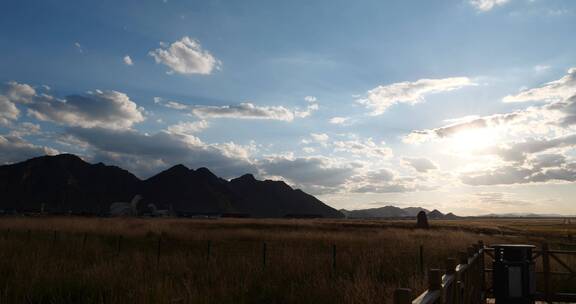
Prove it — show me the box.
[395,242,576,304]
[394,241,486,304]
[483,243,576,303]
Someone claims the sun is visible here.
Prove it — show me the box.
[449,128,501,154]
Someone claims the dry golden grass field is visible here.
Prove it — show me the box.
[0,217,574,303]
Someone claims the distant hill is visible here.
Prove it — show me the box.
[0,154,343,218]
[478,213,567,218]
[340,205,459,219]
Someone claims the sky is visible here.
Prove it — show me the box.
[1,0,576,215]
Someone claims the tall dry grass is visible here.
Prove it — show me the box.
[0,217,545,303]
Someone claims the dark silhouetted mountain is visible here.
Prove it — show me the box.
[0,154,139,213]
[427,209,444,219]
[140,165,238,214]
[0,154,343,218]
[340,205,459,219]
[228,174,343,218]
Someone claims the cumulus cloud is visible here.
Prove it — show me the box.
[470,0,510,12]
[8,122,41,137]
[404,111,527,143]
[153,97,188,110]
[495,134,576,162]
[3,81,36,104]
[329,117,351,125]
[346,169,425,193]
[27,90,145,129]
[474,192,531,206]
[333,138,393,159]
[294,102,319,118]
[503,67,576,102]
[123,55,134,66]
[65,127,256,178]
[534,65,551,72]
[310,133,329,143]
[461,162,576,186]
[149,36,220,75]
[402,157,438,173]
[258,155,357,189]
[304,96,317,103]
[74,42,83,53]
[165,120,209,135]
[0,81,145,130]
[357,77,474,115]
[0,135,58,164]
[156,95,318,121]
[191,103,296,121]
[0,96,20,125]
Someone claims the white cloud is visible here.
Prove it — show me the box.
[469,0,510,12]
[66,127,256,178]
[404,111,527,143]
[165,120,209,135]
[329,117,350,125]
[0,96,20,125]
[258,155,357,190]
[4,81,36,104]
[153,97,188,110]
[27,89,145,129]
[0,135,58,164]
[149,36,220,75]
[0,82,145,130]
[191,103,295,121]
[294,102,318,118]
[534,65,551,72]
[123,55,134,66]
[8,122,41,137]
[345,169,427,193]
[402,157,438,173]
[310,133,329,143]
[156,96,318,121]
[74,42,83,53]
[357,77,475,115]
[503,67,576,102]
[304,96,317,103]
[333,138,393,159]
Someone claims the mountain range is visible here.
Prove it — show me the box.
[0,154,343,218]
[340,205,459,219]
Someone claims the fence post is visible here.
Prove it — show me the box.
[478,241,485,301]
[446,258,457,303]
[394,288,412,304]
[429,269,443,302]
[27,229,31,242]
[457,251,467,304]
[542,242,551,302]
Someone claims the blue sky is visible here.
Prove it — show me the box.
[1,0,576,215]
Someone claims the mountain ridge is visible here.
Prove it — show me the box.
[340,205,460,219]
[0,154,343,218]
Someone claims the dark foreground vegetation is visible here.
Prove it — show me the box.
[0,217,574,303]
